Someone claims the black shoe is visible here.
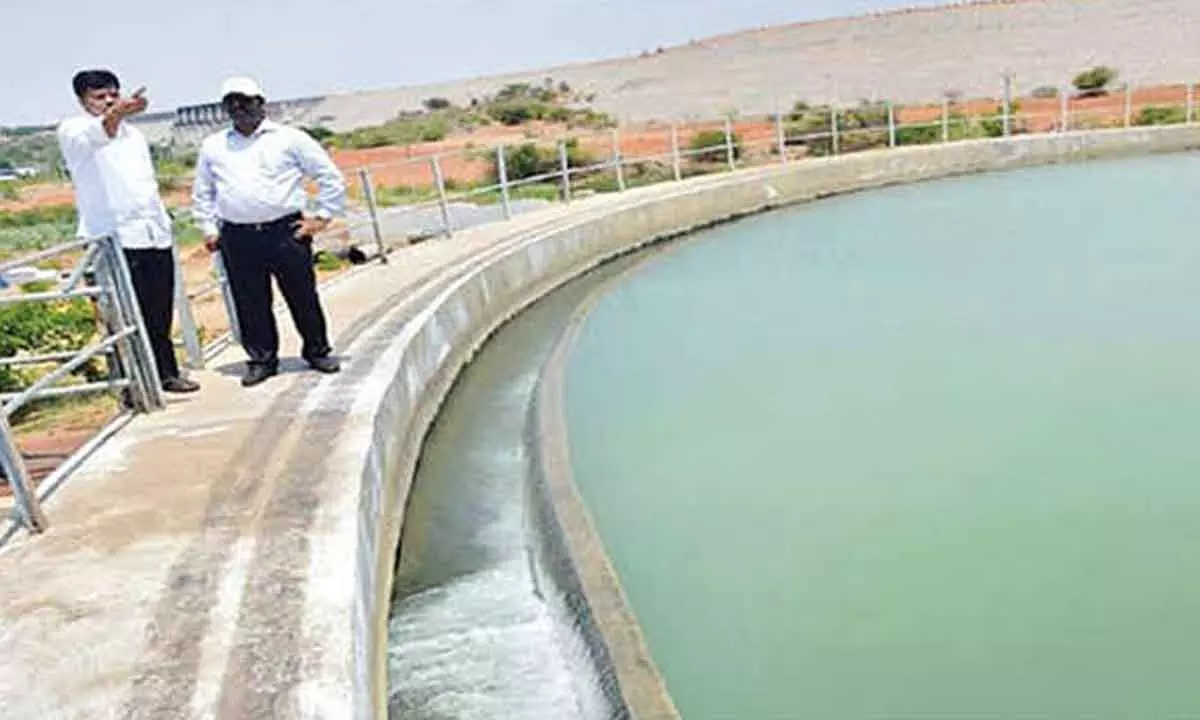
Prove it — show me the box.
[162,377,201,394]
[306,355,341,374]
[241,364,278,388]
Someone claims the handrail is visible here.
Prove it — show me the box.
[1,235,164,533]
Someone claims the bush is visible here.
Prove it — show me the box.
[1073,66,1117,97]
[0,299,103,394]
[338,116,449,149]
[1135,105,1187,126]
[0,205,76,228]
[492,139,595,183]
[896,123,941,146]
[423,97,452,112]
[689,129,742,163]
[1031,85,1060,99]
[300,126,336,143]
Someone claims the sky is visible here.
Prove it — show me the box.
[2,0,949,127]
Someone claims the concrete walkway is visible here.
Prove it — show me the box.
[0,194,632,720]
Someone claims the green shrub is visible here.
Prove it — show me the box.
[19,279,56,294]
[422,97,452,111]
[688,129,742,163]
[1031,85,1060,99]
[300,126,336,142]
[314,251,347,272]
[0,299,103,394]
[491,139,595,183]
[895,123,941,146]
[0,205,77,228]
[1073,66,1117,97]
[1135,105,1187,126]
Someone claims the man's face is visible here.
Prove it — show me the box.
[222,93,265,128]
[80,86,119,116]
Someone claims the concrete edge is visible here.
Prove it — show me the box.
[529,241,690,719]
[336,124,1200,718]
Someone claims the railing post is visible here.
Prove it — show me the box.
[171,242,204,370]
[1060,84,1070,132]
[495,145,513,220]
[670,125,682,182]
[1002,74,1013,137]
[887,100,897,147]
[430,155,453,236]
[942,98,950,142]
[1,412,48,533]
[1188,82,1196,124]
[611,129,626,191]
[831,106,841,155]
[557,140,572,204]
[723,117,737,171]
[775,108,788,162]
[98,237,163,412]
[357,168,388,261]
[1124,83,1134,128]
[213,253,242,347]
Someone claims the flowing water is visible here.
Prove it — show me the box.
[563,153,1200,718]
[386,255,644,719]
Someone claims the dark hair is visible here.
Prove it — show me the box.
[72,69,120,98]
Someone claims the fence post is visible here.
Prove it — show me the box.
[1002,73,1013,137]
[557,140,572,204]
[611,129,627,191]
[0,412,48,533]
[942,98,950,142]
[1188,83,1196,124]
[1124,83,1133,128]
[887,100,897,147]
[357,168,388,261]
[670,125,682,181]
[171,242,204,370]
[430,155,453,236]
[213,253,242,347]
[775,108,788,162]
[723,117,736,171]
[1060,84,1070,132]
[831,106,840,155]
[495,145,513,220]
[98,237,164,412]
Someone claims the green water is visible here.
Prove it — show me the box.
[563,154,1200,718]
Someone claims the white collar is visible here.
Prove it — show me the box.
[228,118,279,139]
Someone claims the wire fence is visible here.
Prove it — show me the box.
[2,72,1198,534]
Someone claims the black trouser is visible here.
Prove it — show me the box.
[123,248,181,383]
[218,212,332,368]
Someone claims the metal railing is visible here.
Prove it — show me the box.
[1,236,166,532]
[5,71,1199,535]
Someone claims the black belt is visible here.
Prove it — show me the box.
[221,211,301,232]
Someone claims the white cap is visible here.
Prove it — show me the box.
[220,76,264,99]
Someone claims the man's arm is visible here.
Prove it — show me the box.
[290,130,346,238]
[191,148,221,252]
[101,87,148,138]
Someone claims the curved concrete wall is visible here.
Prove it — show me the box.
[342,124,1200,717]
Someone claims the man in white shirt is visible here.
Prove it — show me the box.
[192,76,346,388]
[57,69,200,394]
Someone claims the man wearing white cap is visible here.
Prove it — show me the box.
[192,76,346,387]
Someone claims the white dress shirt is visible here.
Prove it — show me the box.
[191,120,346,237]
[57,115,174,250]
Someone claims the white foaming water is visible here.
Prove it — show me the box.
[386,267,627,720]
[388,559,608,719]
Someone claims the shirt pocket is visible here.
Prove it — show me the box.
[256,144,296,180]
